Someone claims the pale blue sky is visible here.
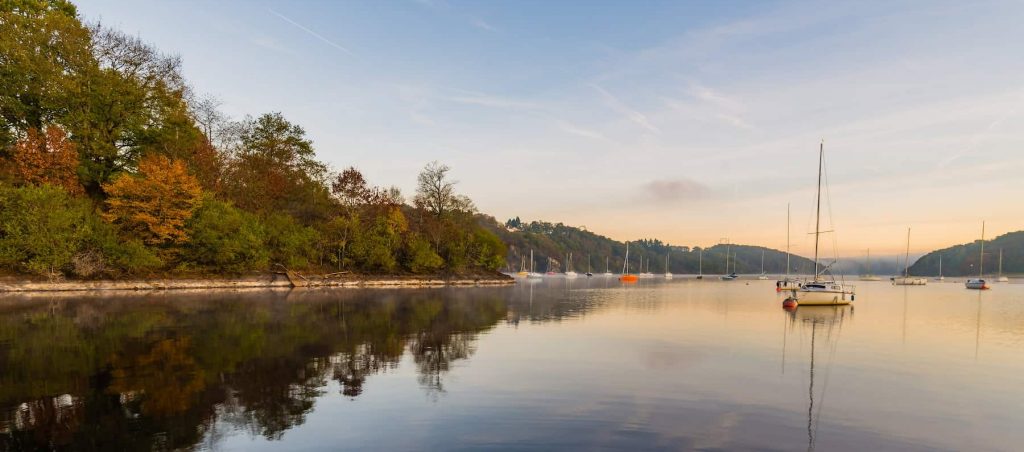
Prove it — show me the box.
[77,0,1024,254]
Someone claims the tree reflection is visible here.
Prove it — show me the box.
[0,288,511,449]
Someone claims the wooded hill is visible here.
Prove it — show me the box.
[908,230,1023,277]
[484,217,817,275]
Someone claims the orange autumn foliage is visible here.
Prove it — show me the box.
[10,127,83,195]
[102,155,202,246]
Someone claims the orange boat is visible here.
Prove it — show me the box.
[619,242,638,283]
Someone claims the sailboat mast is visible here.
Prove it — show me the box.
[939,255,942,277]
[699,249,703,276]
[904,227,911,278]
[786,203,791,278]
[813,141,824,279]
[761,250,765,274]
[980,222,985,278]
[623,243,630,274]
[999,249,1003,277]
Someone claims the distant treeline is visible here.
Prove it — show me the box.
[487,218,817,275]
[0,1,503,279]
[908,230,1023,277]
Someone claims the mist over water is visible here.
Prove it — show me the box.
[1,279,1022,450]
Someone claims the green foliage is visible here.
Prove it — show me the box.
[348,208,406,272]
[263,213,318,269]
[0,184,90,276]
[471,228,506,271]
[403,235,443,273]
[82,214,162,275]
[184,198,268,272]
[909,230,1024,277]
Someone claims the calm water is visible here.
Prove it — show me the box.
[1,278,1022,451]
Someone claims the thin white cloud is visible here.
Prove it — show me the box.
[470,17,497,32]
[557,121,610,142]
[446,92,539,110]
[589,83,660,133]
[268,8,353,55]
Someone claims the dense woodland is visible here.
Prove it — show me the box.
[908,231,1023,277]
[489,218,817,275]
[0,0,504,279]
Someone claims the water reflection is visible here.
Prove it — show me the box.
[0,288,519,449]
[1,280,1023,451]
[785,306,851,452]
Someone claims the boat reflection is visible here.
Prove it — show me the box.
[784,305,852,452]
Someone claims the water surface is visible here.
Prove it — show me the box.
[1,278,1022,450]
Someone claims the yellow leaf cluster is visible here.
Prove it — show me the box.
[102,155,203,246]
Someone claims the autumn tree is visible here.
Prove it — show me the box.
[222,112,331,222]
[102,154,202,247]
[9,126,83,194]
[413,161,473,218]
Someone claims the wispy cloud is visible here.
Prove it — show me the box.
[446,91,539,110]
[268,8,353,55]
[470,17,497,32]
[590,83,660,133]
[557,121,610,142]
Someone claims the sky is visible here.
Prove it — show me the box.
[75,0,1024,257]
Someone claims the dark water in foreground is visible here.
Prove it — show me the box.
[1,278,1022,451]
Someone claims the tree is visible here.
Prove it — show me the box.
[413,161,473,218]
[9,126,83,194]
[223,113,330,222]
[0,0,93,149]
[184,198,268,272]
[102,154,202,247]
[0,184,90,277]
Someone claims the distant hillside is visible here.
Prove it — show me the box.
[481,217,817,275]
[908,230,1024,277]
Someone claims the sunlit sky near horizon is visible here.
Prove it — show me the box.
[76,0,1024,256]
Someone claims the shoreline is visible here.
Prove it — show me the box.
[0,274,514,293]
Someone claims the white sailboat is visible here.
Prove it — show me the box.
[997,249,1009,282]
[585,254,594,277]
[564,252,578,278]
[776,204,802,291]
[720,244,738,280]
[757,250,769,280]
[935,255,944,281]
[791,141,855,305]
[603,256,613,277]
[697,248,704,279]
[860,249,881,281]
[893,227,927,285]
[966,222,989,290]
[527,249,543,279]
[640,256,655,278]
[664,253,673,279]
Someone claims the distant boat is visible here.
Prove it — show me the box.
[757,250,768,280]
[720,244,738,280]
[585,254,593,277]
[545,257,557,276]
[997,249,1009,282]
[893,227,927,285]
[564,252,578,278]
[603,256,613,277]
[664,253,673,279]
[791,141,855,305]
[696,248,704,279]
[640,256,655,278]
[776,204,801,291]
[966,221,989,290]
[516,254,529,277]
[527,249,543,279]
[935,255,944,281]
[619,243,638,282]
[860,249,881,281]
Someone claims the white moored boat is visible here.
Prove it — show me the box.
[966,222,990,290]
[789,141,855,306]
[860,249,881,281]
[996,249,1009,282]
[893,227,927,286]
[776,204,802,291]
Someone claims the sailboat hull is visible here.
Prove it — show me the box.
[892,277,927,286]
[791,282,855,305]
